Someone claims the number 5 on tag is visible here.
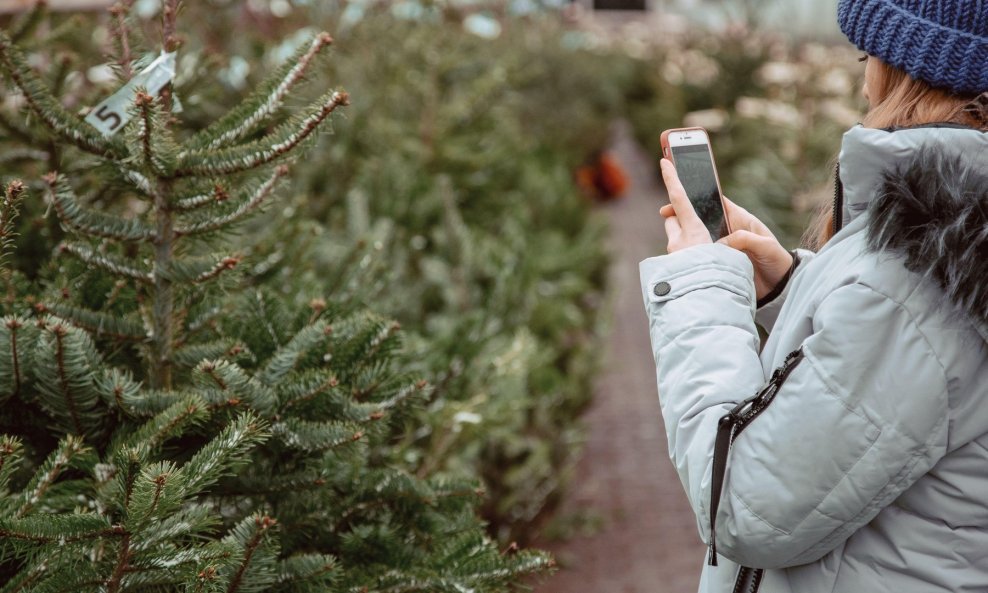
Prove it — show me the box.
[85,52,177,136]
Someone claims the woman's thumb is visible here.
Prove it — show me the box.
[718,229,756,252]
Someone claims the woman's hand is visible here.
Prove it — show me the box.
[658,158,714,252]
[658,159,792,300]
[717,198,793,301]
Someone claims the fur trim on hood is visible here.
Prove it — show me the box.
[866,148,988,329]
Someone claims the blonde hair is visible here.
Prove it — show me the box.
[804,58,985,250]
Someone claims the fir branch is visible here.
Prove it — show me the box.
[136,91,155,165]
[258,319,330,386]
[0,435,23,494]
[108,1,136,80]
[129,505,215,553]
[157,0,180,115]
[279,371,339,411]
[49,52,72,97]
[114,396,206,454]
[175,90,349,177]
[224,515,276,593]
[277,553,337,586]
[335,469,435,524]
[173,339,244,369]
[158,253,241,284]
[193,359,276,414]
[186,304,223,335]
[162,0,181,54]
[128,90,178,176]
[15,436,88,518]
[190,32,334,150]
[179,412,268,496]
[54,326,82,434]
[370,379,424,413]
[349,553,553,593]
[114,388,182,419]
[94,367,142,411]
[0,32,122,157]
[361,320,401,366]
[0,514,118,545]
[116,448,142,509]
[32,318,116,436]
[120,168,154,195]
[8,1,48,43]
[0,317,34,405]
[271,419,361,452]
[57,242,152,284]
[149,195,175,389]
[228,469,332,496]
[105,531,130,593]
[45,173,155,242]
[123,461,190,535]
[39,302,146,341]
[1,180,25,271]
[173,183,229,212]
[174,165,288,236]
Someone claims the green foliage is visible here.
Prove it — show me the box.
[0,31,122,157]
[0,181,25,270]
[266,12,621,540]
[0,3,580,591]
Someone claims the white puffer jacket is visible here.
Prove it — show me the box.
[640,125,988,593]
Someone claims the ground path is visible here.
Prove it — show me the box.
[534,121,703,593]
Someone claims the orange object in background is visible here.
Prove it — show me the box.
[576,151,629,202]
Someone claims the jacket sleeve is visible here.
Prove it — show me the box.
[640,243,949,570]
[754,248,815,333]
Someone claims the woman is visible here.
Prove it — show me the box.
[641,1,988,592]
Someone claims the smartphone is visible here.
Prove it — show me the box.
[660,127,730,241]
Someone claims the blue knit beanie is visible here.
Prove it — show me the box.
[837,0,988,95]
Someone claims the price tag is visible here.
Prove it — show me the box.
[85,51,176,136]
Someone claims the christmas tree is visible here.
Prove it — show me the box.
[0,2,550,591]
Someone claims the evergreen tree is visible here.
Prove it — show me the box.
[0,3,550,591]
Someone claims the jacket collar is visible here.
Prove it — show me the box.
[837,124,988,229]
[840,124,988,336]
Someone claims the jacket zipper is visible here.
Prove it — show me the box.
[706,347,806,593]
[732,566,763,593]
[832,162,844,235]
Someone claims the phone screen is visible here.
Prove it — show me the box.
[671,144,727,240]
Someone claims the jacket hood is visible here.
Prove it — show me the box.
[838,125,988,332]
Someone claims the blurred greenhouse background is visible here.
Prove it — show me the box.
[0,0,864,591]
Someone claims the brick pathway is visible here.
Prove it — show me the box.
[535,122,703,593]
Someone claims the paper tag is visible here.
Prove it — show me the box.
[85,52,177,136]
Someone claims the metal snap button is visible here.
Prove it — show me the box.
[653,281,671,297]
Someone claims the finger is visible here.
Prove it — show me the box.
[664,214,682,247]
[718,197,741,234]
[721,195,741,210]
[659,159,702,226]
[719,229,758,253]
[659,204,675,218]
[721,196,754,229]
[722,197,774,237]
